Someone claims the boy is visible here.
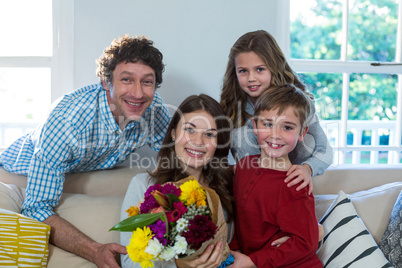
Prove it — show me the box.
[229,84,322,268]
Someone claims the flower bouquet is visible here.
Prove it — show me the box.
[110,176,230,268]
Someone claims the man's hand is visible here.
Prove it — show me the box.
[284,164,313,195]
[227,250,256,268]
[92,243,127,268]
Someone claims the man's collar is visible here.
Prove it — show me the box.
[99,87,120,134]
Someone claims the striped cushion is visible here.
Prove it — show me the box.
[317,191,392,268]
[0,209,50,267]
[379,190,402,267]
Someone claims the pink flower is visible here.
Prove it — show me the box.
[173,201,188,216]
[150,206,165,214]
[166,209,181,222]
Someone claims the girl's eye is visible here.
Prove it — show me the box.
[257,67,265,72]
[264,122,273,128]
[184,127,194,133]
[205,132,217,138]
[122,78,130,82]
[238,69,246,74]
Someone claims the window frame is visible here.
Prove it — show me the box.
[278,0,402,165]
[0,0,74,150]
[0,0,73,102]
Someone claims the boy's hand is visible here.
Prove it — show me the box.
[285,164,313,195]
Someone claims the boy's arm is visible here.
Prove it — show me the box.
[248,191,319,267]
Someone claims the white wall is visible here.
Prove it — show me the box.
[72,0,278,107]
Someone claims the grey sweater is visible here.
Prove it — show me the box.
[231,98,333,177]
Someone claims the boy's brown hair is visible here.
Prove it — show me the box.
[254,84,311,131]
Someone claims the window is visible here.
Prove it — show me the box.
[0,0,73,151]
[279,0,402,165]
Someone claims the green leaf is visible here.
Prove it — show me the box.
[166,194,180,207]
[109,212,164,232]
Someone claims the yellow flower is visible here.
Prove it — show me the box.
[127,227,155,268]
[126,206,139,217]
[179,180,207,207]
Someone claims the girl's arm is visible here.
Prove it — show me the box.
[301,113,333,176]
[301,99,333,177]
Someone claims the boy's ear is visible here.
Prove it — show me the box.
[298,125,309,142]
[252,118,258,135]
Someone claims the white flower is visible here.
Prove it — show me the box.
[145,238,164,257]
[186,248,195,256]
[173,235,188,256]
[159,246,176,261]
[176,218,188,233]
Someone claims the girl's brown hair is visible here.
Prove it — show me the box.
[220,30,307,128]
[149,94,234,221]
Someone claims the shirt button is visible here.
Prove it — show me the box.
[250,180,254,184]
[256,171,260,175]
[245,190,249,194]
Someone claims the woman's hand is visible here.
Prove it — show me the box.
[175,241,224,268]
[227,250,256,268]
[285,164,313,195]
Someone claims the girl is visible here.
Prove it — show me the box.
[220,30,333,194]
[121,94,245,268]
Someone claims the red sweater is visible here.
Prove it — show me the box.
[231,155,322,268]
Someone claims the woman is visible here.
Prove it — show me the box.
[120,94,235,268]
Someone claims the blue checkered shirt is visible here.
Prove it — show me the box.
[0,83,171,221]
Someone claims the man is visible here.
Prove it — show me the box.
[0,34,171,267]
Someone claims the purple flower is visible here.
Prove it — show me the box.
[149,219,168,245]
[161,183,181,196]
[140,184,164,213]
[140,184,181,213]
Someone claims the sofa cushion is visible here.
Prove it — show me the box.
[379,190,402,267]
[0,181,24,213]
[0,180,123,267]
[0,208,51,267]
[315,182,402,243]
[47,192,124,267]
[317,191,392,268]
[313,165,402,195]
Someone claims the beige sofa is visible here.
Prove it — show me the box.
[1,163,401,267]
